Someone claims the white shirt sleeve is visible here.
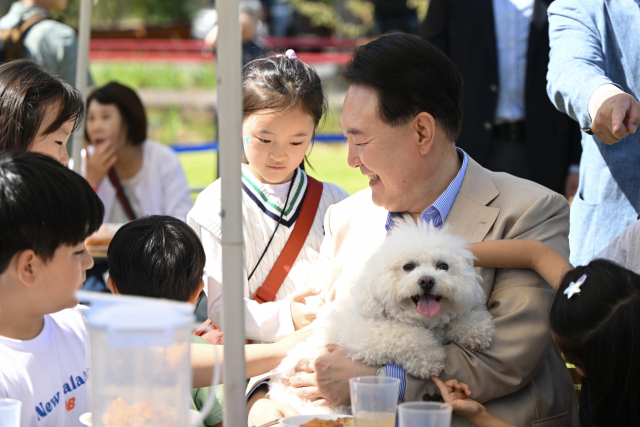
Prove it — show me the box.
[588,84,624,120]
[200,227,295,342]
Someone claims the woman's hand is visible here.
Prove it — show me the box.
[289,288,322,330]
[85,140,117,186]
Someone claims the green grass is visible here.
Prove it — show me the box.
[178,143,368,198]
[90,62,217,89]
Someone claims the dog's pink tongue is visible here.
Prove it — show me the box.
[417,294,440,317]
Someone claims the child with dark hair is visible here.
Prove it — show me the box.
[105,215,312,427]
[83,82,192,223]
[188,52,348,343]
[0,151,104,426]
[106,215,206,303]
[0,59,85,164]
[106,215,222,427]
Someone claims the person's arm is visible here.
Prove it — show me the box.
[546,0,640,144]
[191,325,313,388]
[431,376,516,427]
[470,239,572,291]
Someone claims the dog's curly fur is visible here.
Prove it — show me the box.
[268,220,495,414]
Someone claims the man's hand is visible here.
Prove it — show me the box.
[248,398,299,427]
[564,171,579,200]
[85,140,117,186]
[290,288,321,331]
[592,91,640,144]
[285,346,378,407]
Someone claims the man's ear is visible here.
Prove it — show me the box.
[16,250,39,288]
[413,112,436,155]
[106,276,118,294]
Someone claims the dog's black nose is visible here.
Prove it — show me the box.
[418,276,435,291]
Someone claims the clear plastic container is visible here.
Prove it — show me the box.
[84,297,194,427]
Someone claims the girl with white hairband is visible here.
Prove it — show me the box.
[188,50,348,344]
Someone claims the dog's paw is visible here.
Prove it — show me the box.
[445,309,495,352]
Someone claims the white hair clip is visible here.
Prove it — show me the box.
[276,49,297,59]
[564,274,587,299]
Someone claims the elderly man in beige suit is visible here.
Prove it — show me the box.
[248,34,578,427]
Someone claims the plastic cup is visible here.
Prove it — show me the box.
[0,398,22,427]
[398,402,452,427]
[349,376,401,427]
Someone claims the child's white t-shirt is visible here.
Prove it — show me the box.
[0,307,89,427]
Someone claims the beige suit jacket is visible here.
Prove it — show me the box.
[319,158,578,427]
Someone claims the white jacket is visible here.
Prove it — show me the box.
[92,139,192,223]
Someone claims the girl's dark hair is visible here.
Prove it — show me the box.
[85,82,147,146]
[342,33,463,142]
[0,151,104,274]
[107,215,206,302]
[550,259,640,427]
[0,59,85,153]
[242,54,326,170]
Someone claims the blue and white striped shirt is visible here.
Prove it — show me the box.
[384,148,468,402]
[492,0,534,122]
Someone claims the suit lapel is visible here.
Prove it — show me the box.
[605,0,640,95]
[445,158,501,243]
[476,0,498,72]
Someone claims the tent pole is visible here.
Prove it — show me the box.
[71,0,92,172]
[217,0,247,425]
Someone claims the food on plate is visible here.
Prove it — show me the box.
[102,397,175,426]
[301,417,354,427]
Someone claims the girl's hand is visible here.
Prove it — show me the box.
[431,376,485,419]
[85,140,117,186]
[289,288,322,330]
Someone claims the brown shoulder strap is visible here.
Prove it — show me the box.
[253,176,324,304]
[2,12,50,60]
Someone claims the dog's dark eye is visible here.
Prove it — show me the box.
[436,262,449,271]
[403,263,415,272]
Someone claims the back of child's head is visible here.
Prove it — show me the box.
[550,259,640,426]
[0,59,85,153]
[107,215,205,302]
[243,54,326,128]
[85,81,147,146]
[0,151,104,274]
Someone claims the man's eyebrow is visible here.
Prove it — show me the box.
[343,128,364,135]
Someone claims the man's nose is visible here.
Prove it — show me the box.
[346,142,361,169]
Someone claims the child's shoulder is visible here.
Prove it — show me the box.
[187,179,223,234]
[314,178,349,204]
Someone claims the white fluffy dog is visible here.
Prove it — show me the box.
[268,220,495,414]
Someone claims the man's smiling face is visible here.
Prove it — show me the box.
[341,85,425,213]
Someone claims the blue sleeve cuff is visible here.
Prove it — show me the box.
[385,364,406,401]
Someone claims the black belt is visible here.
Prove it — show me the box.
[493,121,526,142]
